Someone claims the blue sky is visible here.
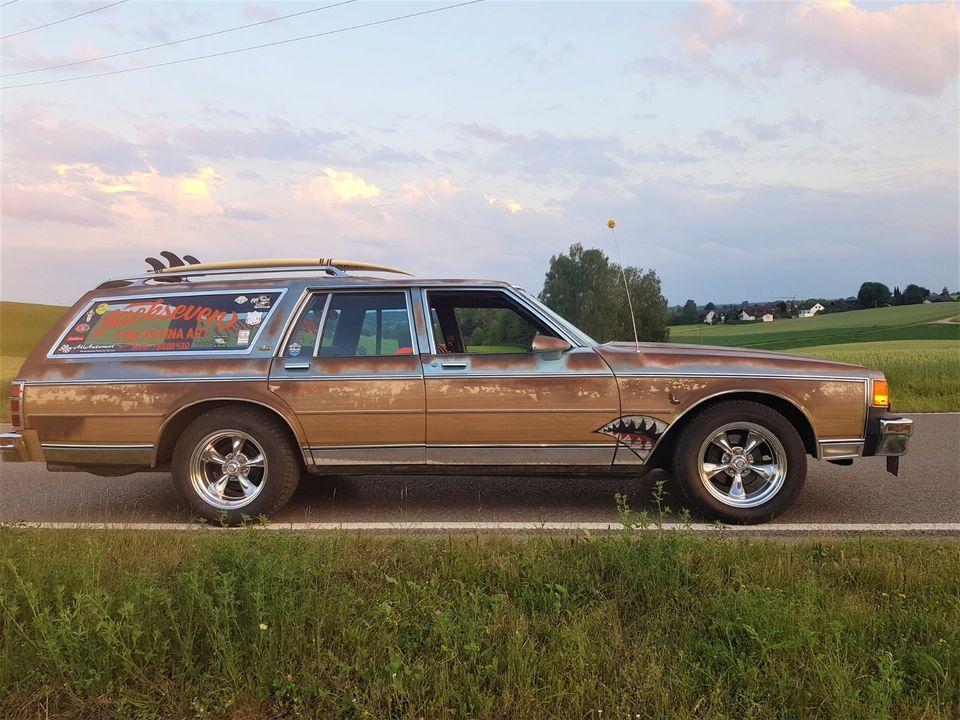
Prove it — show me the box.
[1,0,957,307]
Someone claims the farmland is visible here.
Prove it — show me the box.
[669,304,960,411]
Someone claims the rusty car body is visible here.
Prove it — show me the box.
[1,259,914,523]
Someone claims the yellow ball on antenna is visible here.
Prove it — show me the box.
[607,219,616,229]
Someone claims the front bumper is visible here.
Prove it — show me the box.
[0,430,44,462]
[863,410,914,476]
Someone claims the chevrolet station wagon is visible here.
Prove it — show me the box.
[1,257,914,524]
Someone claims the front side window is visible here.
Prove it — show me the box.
[426,290,559,354]
[52,291,282,355]
[317,293,413,356]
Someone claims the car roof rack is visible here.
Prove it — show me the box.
[100,257,413,288]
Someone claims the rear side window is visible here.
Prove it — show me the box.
[317,293,413,357]
[52,291,283,355]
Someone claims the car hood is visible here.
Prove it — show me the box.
[596,342,878,380]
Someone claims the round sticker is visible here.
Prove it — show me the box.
[95,303,110,315]
[288,342,302,357]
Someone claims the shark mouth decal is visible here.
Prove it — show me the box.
[596,415,668,462]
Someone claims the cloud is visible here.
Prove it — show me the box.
[294,168,382,207]
[700,129,750,153]
[455,123,625,177]
[1,186,115,227]
[683,0,959,96]
[3,104,149,175]
[174,120,345,161]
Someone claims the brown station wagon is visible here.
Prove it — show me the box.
[1,257,914,524]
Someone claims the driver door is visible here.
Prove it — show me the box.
[419,288,619,464]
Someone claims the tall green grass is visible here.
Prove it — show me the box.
[798,341,960,412]
[1,527,957,719]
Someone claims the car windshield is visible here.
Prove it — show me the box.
[513,288,597,346]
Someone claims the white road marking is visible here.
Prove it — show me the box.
[6,521,960,533]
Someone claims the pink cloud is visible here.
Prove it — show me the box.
[1,187,115,228]
[684,0,959,96]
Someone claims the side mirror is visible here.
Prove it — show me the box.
[532,335,571,360]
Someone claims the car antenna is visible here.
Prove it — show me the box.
[607,219,640,353]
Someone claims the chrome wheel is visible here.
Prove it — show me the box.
[188,430,268,510]
[697,421,787,509]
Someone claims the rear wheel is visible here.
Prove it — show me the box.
[672,401,807,524]
[172,407,301,524]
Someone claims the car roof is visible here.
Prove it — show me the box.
[92,274,520,298]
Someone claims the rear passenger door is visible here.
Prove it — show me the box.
[268,290,425,465]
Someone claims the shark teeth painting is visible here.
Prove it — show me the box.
[596,415,669,462]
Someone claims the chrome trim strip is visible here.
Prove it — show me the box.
[308,443,421,449]
[424,373,612,380]
[819,440,865,460]
[47,287,288,360]
[427,445,612,465]
[616,372,869,382]
[24,377,265,386]
[429,443,611,448]
[310,445,424,465]
[426,408,615,415]
[41,443,153,450]
[296,409,422,416]
[269,374,422,382]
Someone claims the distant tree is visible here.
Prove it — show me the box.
[857,282,891,307]
[777,301,787,314]
[901,284,930,305]
[678,299,699,325]
[942,286,950,296]
[539,243,668,342]
[893,286,902,305]
[704,301,716,312]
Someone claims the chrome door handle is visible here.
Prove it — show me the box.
[440,361,468,369]
[284,361,311,370]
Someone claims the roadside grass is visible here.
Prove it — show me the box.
[669,303,960,350]
[796,340,960,412]
[1,525,957,720]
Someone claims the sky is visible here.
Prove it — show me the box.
[1,0,957,308]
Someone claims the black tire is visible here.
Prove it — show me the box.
[171,407,301,524]
[672,400,807,524]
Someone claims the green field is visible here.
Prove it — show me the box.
[669,304,960,411]
[1,528,957,719]
[669,303,960,350]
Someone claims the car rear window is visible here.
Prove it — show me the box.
[52,291,283,355]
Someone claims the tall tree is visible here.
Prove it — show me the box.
[679,299,699,325]
[539,243,669,342]
[857,282,891,307]
[901,284,930,305]
[893,286,902,305]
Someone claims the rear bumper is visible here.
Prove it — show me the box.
[0,430,44,462]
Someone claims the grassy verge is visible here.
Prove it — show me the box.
[1,302,69,423]
[796,340,960,412]
[1,526,957,719]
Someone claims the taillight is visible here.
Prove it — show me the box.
[10,381,22,428]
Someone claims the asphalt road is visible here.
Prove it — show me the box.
[1,414,957,526]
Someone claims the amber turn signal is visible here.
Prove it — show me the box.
[872,379,889,407]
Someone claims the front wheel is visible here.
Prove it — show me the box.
[172,407,301,524]
[672,401,807,524]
